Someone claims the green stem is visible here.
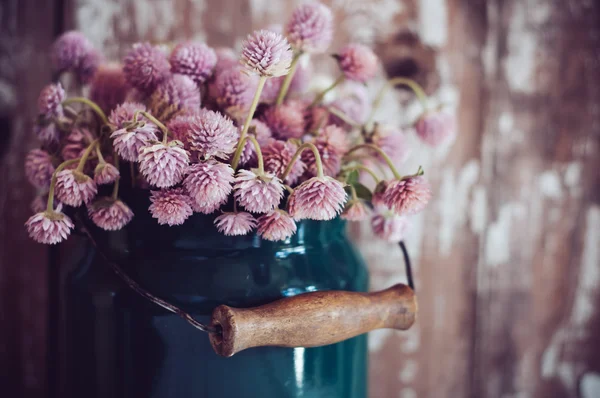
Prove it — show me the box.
[345,164,381,184]
[345,144,401,179]
[309,75,345,107]
[111,154,121,200]
[62,97,108,125]
[276,52,303,106]
[327,106,359,127]
[46,158,81,212]
[247,136,264,173]
[365,77,429,128]
[76,140,99,173]
[133,110,169,139]
[281,142,324,181]
[231,75,268,169]
[95,145,106,164]
[349,185,358,201]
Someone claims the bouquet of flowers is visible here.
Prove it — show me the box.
[24,1,455,245]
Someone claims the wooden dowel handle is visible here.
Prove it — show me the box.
[209,284,417,357]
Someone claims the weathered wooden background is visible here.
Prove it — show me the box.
[1,0,599,397]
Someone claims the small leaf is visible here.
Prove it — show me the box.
[352,182,373,202]
[346,169,359,186]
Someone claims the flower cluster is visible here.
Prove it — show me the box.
[25,1,455,245]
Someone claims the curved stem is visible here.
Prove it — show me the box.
[95,145,106,164]
[349,184,358,201]
[46,158,81,212]
[111,155,120,200]
[344,164,381,184]
[345,144,401,179]
[133,110,169,138]
[309,75,344,107]
[327,106,360,127]
[62,97,108,125]
[247,135,264,173]
[276,52,303,106]
[365,77,429,128]
[281,142,324,181]
[75,140,99,173]
[231,75,268,169]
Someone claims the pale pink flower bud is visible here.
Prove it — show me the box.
[25,149,55,190]
[151,74,201,112]
[285,1,333,53]
[25,210,74,244]
[149,188,193,226]
[94,162,120,185]
[415,111,457,146]
[213,66,259,119]
[110,125,159,162]
[170,42,217,84]
[341,200,371,221]
[87,198,134,231]
[123,42,171,92]
[183,160,234,214]
[90,63,129,113]
[337,43,378,83]
[214,212,257,236]
[383,176,431,216]
[233,169,284,213]
[51,31,94,74]
[262,140,305,185]
[288,176,347,220]
[186,110,239,160]
[261,101,305,139]
[138,141,189,188]
[241,30,293,77]
[257,210,297,241]
[108,102,152,129]
[302,125,347,177]
[55,169,98,207]
[371,213,411,242]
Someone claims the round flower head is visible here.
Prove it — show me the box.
[341,200,371,221]
[25,149,55,190]
[214,47,238,71]
[285,1,333,53]
[149,188,193,226]
[257,210,297,241]
[262,140,305,185]
[170,42,217,84]
[302,125,347,177]
[337,43,378,83]
[250,119,273,145]
[183,160,234,214]
[25,209,74,244]
[150,74,201,115]
[415,110,457,147]
[261,101,305,139]
[214,212,257,236]
[241,30,293,77]
[288,176,347,220]
[110,122,159,162]
[237,120,273,166]
[372,125,411,164]
[51,31,94,73]
[383,176,432,216]
[185,110,239,160]
[371,213,411,242]
[87,198,134,231]
[233,169,284,213]
[108,102,150,129]
[61,128,93,160]
[38,83,65,119]
[213,66,259,119]
[94,162,120,185]
[90,63,129,113]
[55,169,98,207]
[138,140,189,188]
[123,42,171,92]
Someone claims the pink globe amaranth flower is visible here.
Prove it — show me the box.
[257,210,297,241]
[77,48,103,84]
[288,176,347,220]
[262,140,305,185]
[25,149,55,190]
[90,63,129,113]
[25,210,74,244]
[214,212,257,236]
[38,83,65,119]
[233,169,284,213]
[183,160,234,214]
[34,123,60,144]
[415,110,457,147]
[170,42,217,84]
[337,43,379,83]
[55,169,98,207]
[151,73,201,112]
[214,47,238,72]
[94,162,120,185]
[123,42,171,92]
[341,200,371,221]
[237,120,274,166]
[307,105,331,131]
[261,101,305,139]
[51,31,94,73]
[87,198,134,231]
[61,128,93,160]
[250,119,273,146]
[241,30,293,77]
[149,188,193,226]
[138,141,189,188]
[213,66,259,119]
[108,102,151,129]
[372,125,411,165]
[110,125,159,162]
[285,1,333,53]
[302,125,348,177]
[167,114,195,143]
[383,176,432,216]
[185,110,239,161]
[371,213,411,242]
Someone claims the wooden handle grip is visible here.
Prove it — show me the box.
[209,284,417,357]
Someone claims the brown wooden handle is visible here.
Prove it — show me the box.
[209,284,417,357]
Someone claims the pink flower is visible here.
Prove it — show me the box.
[285,1,333,53]
[183,160,234,214]
[250,119,273,145]
[151,73,201,111]
[214,47,238,71]
[260,77,284,103]
[257,210,297,241]
[261,101,305,139]
[233,169,284,213]
[371,213,411,242]
[288,176,347,220]
[303,125,348,177]
[25,149,55,189]
[51,31,94,74]
[87,198,134,230]
[237,120,273,166]
[329,82,370,127]
[108,102,151,129]
[76,48,103,84]
[94,162,120,185]
[383,176,431,215]
[123,42,171,92]
[170,42,217,84]
[185,110,239,161]
[38,83,65,119]
[262,140,305,185]
[89,63,129,113]
[341,200,371,221]
[415,111,457,146]
[55,169,98,207]
[214,212,257,236]
[337,43,378,83]
[25,209,74,244]
[61,128,93,160]
[110,124,159,162]
[371,125,411,164]
[149,188,193,226]
[213,66,259,119]
[241,30,293,77]
[138,141,189,188]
